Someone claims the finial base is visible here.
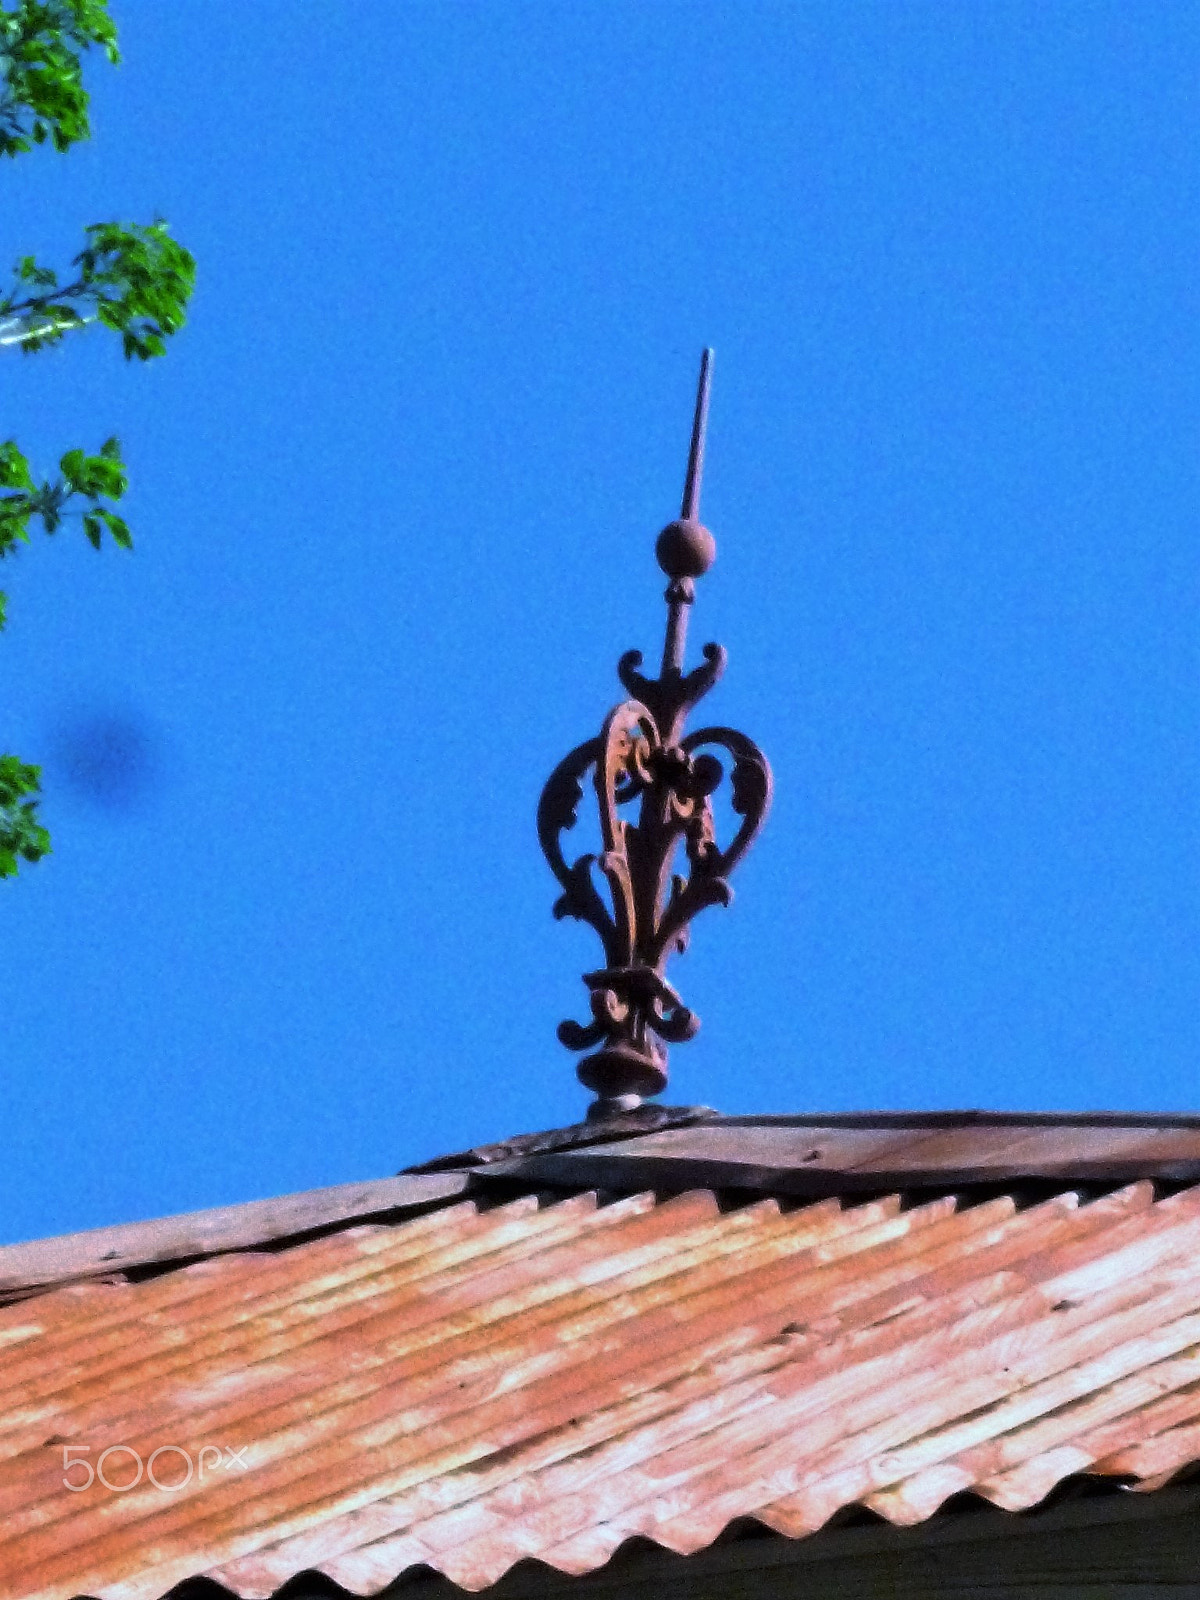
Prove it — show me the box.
[577,1040,669,1102]
[586,1093,645,1121]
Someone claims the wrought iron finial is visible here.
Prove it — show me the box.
[538,350,773,1117]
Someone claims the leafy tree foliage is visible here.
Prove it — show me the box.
[0,0,116,156]
[0,0,193,876]
[2,220,194,357]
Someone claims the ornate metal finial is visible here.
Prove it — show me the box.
[538,350,773,1118]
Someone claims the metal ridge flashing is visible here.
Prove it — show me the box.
[403,1102,720,1172]
[467,1114,1200,1199]
[11,1111,1200,1297]
[713,1110,1200,1128]
[0,1171,470,1301]
[408,1110,1200,1177]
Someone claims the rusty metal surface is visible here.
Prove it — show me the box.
[0,1174,470,1304]
[538,350,771,1111]
[476,1114,1200,1196]
[7,1178,1200,1599]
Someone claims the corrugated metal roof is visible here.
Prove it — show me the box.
[6,1175,1200,1600]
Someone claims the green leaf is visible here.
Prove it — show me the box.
[98,505,130,548]
[15,253,55,287]
[0,439,33,490]
[59,444,85,486]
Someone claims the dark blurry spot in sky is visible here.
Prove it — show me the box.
[47,709,163,812]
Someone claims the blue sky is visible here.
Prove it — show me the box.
[4,2,1197,1243]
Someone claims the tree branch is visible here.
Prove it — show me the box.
[0,221,195,358]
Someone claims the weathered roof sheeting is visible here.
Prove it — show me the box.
[6,1179,1200,1600]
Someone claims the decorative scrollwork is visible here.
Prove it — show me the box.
[537,345,771,1112]
[540,688,771,1104]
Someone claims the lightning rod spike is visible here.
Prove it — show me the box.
[681,346,714,521]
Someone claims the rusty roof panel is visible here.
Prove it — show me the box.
[4,1181,1200,1600]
